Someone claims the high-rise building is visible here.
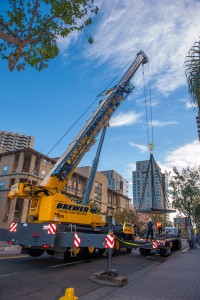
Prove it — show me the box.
[100,170,129,197]
[132,159,168,211]
[0,131,34,152]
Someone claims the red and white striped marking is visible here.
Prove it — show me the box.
[74,233,81,248]
[48,224,56,235]
[105,234,115,249]
[152,241,158,249]
[10,223,17,232]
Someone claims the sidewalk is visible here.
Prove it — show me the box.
[0,242,21,256]
[80,246,200,300]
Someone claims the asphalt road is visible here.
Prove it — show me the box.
[0,249,156,300]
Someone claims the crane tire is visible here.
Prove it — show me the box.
[29,249,45,257]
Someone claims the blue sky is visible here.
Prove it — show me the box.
[1,0,200,202]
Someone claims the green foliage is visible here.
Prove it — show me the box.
[169,166,200,227]
[88,36,94,44]
[0,0,99,71]
[114,209,136,225]
[89,200,101,214]
[185,40,200,107]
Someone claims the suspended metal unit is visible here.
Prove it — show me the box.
[136,152,175,214]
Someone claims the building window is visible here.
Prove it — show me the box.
[41,170,46,179]
[14,198,24,222]
[2,165,8,174]
[0,181,5,189]
[10,178,15,188]
[43,159,47,166]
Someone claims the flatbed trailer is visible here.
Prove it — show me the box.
[136,236,181,257]
[119,229,182,257]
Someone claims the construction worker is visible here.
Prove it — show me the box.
[157,221,163,235]
[146,218,154,241]
[133,223,139,237]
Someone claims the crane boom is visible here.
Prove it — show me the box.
[8,51,148,206]
[7,50,148,226]
[38,50,148,195]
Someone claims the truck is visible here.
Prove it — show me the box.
[0,50,149,260]
[131,226,182,257]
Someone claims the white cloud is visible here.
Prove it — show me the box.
[151,120,178,127]
[164,140,200,170]
[185,101,197,110]
[84,0,200,94]
[135,97,160,108]
[123,162,136,181]
[129,142,148,153]
[149,101,160,108]
[57,31,79,54]
[110,111,141,127]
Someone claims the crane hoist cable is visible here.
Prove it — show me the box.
[142,62,154,153]
[148,62,154,149]
[140,63,158,209]
[140,68,172,211]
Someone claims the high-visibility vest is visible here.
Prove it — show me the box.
[157,222,162,228]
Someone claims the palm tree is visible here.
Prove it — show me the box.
[185,40,200,107]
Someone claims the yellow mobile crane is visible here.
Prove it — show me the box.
[1,51,148,259]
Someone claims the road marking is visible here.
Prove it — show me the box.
[47,260,85,268]
[181,248,190,253]
[0,272,19,278]
[0,255,28,260]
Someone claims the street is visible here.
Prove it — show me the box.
[0,249,156,300]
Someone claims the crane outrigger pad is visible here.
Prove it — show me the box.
[136,208,176,214]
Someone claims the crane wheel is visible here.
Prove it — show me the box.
[29,249,45,257]
[139,248,151,256]
[80,247,96,258]
[64,247,82,262]
[72,247,82,256]
[46,249,54,255]
[96,248,105,256]
[86,246,96,257]
[126,248,132,254]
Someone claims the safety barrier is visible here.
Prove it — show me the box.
[114,235,153,247]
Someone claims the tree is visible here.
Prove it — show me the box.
[169,166,200,228]
[193,197,200,230]
[0,0,98,71]
[185,40,200,107]
[113,209,136,225]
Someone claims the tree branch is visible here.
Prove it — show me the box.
[0,29,21,45]
[27,0,39,38]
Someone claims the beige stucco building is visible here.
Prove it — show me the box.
[0,149,131,229]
